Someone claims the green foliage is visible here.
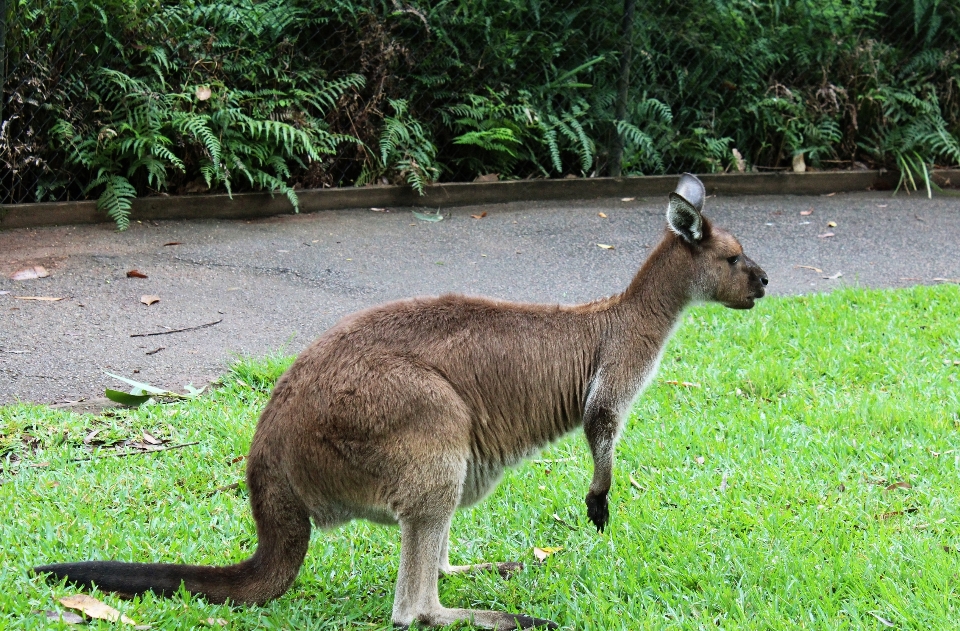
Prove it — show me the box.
[3,0,959,218]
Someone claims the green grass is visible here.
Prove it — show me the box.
[2,285,960,630]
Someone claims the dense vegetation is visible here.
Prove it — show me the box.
[2,0,959,227]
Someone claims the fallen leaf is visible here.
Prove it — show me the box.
[145,347,164,355]
[822,192,836,197]
[471,212,488,219]
[0,290,9,295]
[142,432,163,445]
[827,221,837,227]
[60,594,138,625]
[598,212,607,218]
[823,271,843,280]
[475,173,499,182]
[15,296,63,301]
[868,612,895,628]
[597,243,615,250]
[83,429,101,445]
[370,207,389,212]
[44,610,85,625]
[105,389,152,407]
[792,153,806,173]
[664,380,701,387]
[162,242,182,247]
[629,475,645,491]
[877,204,888,208]
[205,619,228,627]
[818,232,835,239]
[620,197,635,202]
[10,265,49,280]
[933,278,960,284]
[795,265,823,274]
[140,295,160,306]
[533,546,563,562]
[885,480,912,491]
[800,209,813,216]
[876,507,919,520]
[412,210,444,223]
[695,456,706,465]
[126,270,148,279]
[195,85,212,101]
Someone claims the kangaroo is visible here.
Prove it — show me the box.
[35,174,767,629]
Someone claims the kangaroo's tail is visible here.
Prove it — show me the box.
[34,443,311,605]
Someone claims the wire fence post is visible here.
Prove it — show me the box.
[0,0,6,145]
[609,0,636,178]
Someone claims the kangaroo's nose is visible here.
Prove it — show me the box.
[760,275,768,286]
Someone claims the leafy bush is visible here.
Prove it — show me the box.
[2,0,959,227]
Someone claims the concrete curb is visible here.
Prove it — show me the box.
[2,169,956,231]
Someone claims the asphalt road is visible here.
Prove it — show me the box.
[2,190,958,406]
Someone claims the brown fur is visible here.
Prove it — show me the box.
[35,175,767,629]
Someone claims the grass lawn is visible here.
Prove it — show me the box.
[2,284,960,630]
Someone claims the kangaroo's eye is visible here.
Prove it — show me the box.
[727,255,741,265]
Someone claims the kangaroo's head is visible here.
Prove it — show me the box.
[666,174,768,309]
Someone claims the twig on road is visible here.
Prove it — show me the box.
[130,319,222,338]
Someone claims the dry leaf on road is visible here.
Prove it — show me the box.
[471,212,488,219]
[597,244,614,250]
[10,266,49,280]
[800,209,813,216]
[126,270,148,279]
[140,295,160,306]
[60,594,138,626]
[823,271,843,280]
[818,232,835,239]
[598,212,608,218]
[827,221,838,227]
[15,296,63,301]
[620,197,635,202]
[795,265,823,273]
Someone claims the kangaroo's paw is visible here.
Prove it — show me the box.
[585,489,609,532]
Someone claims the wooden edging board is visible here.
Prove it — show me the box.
[1,169,956,231]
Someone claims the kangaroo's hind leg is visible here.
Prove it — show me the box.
[390,460,556,629]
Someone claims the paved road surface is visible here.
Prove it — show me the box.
[2,190,958,405]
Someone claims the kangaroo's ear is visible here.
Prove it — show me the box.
[667,173,706,243]
[674,173,705,212]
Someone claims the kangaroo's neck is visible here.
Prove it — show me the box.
[613,233,694,335]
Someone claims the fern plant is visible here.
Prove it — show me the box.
[52,67,362,228]
[357,99,439,195]
[861,87,960,196]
